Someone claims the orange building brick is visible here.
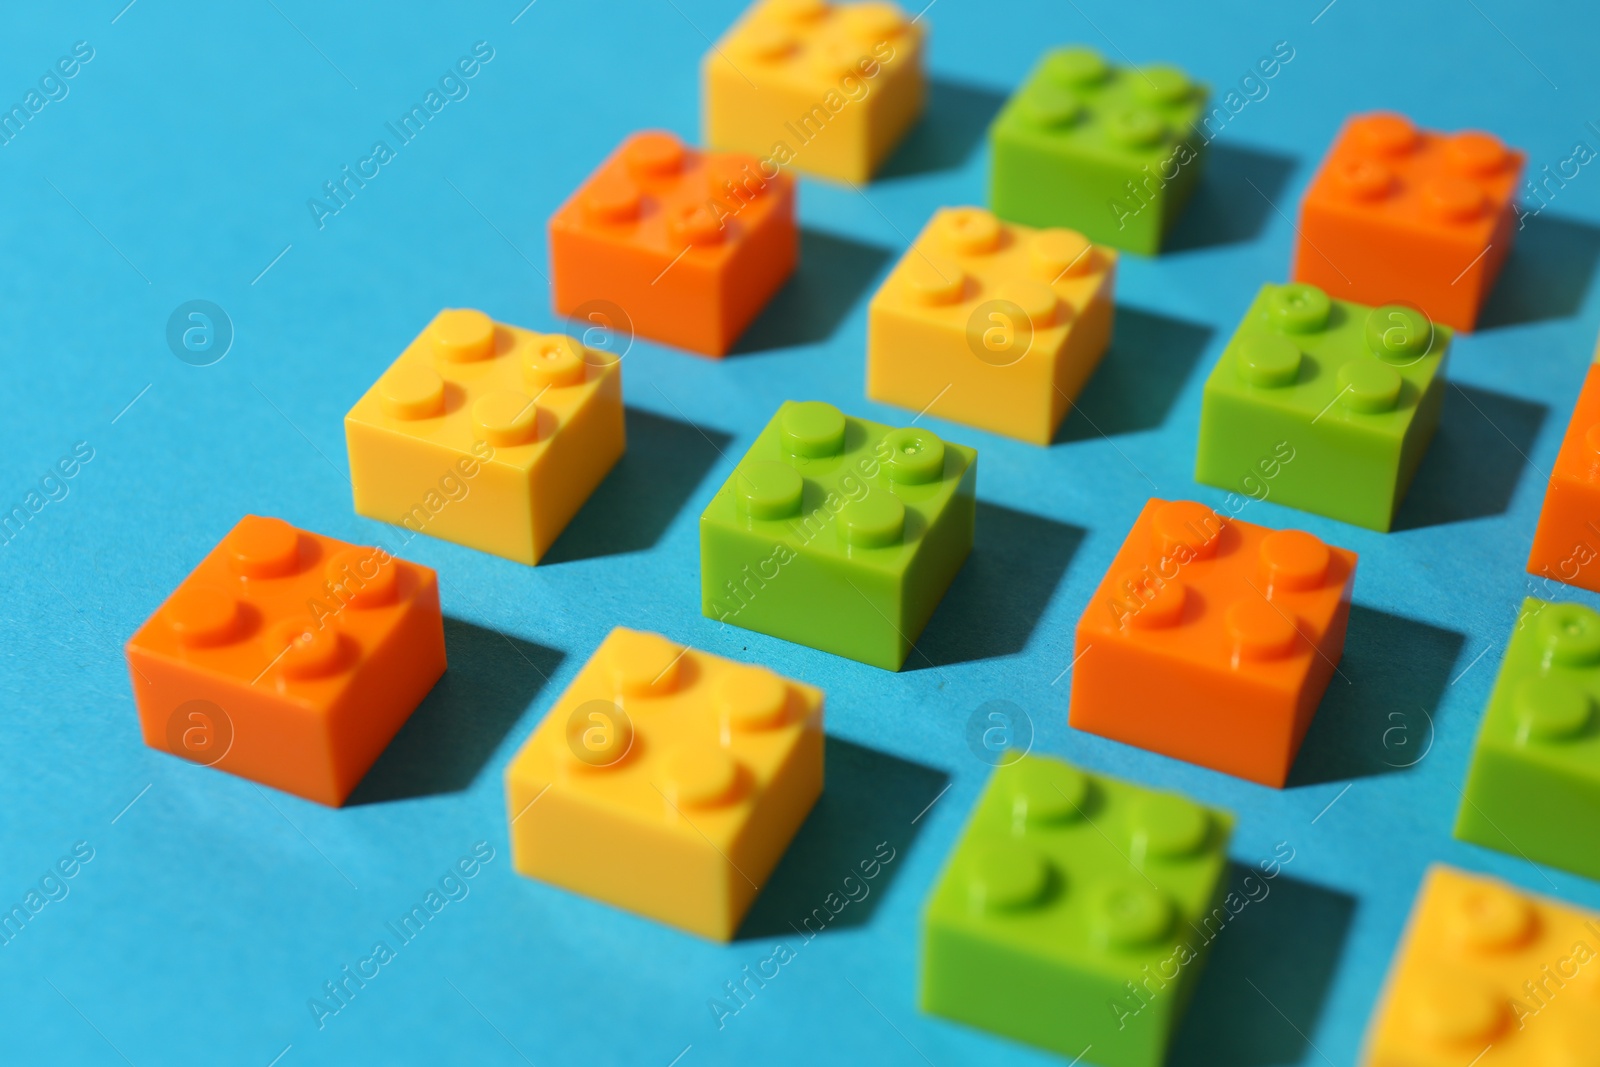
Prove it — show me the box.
[1293,112,1524,332]
[1528,364,1600,592]
[125,516,447,806]
[549,130,797,357]
[1363,866,1600,1066]
[1070,499,1356,787]
[867,207,1116,445]
[504,628,823,940]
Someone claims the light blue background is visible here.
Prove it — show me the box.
[2,1,1598,1064]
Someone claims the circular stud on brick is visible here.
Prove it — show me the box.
[1225,599,1298,662]
[264,617,345,680]
[716,668,791,732]
[582,172,642,225]
[1041,46,1109,87]
[1535,603,1600,666]
[1258,529,1330,593]
[609,630,684,697]
[739,24,800,64]
[1118,572,1187,630]
[1264,283,1331,334]
[781,401,847,458]
[227,516,302,579]
[659,746,742,809]
[1129,793,1210,861]
[430,308,496,363]
[1348,112,1420,158]
[166,586,243,648]
[564,698,634,769]
[1018,84,1084,130]
[838,494,905,549]
[764,0,828,23]
[471,390,540,447]
[623,131,685,177]
[1234,334,1302,388]
[1104,107,1168,149]
[1444,131,1511,177]
[1132,66,1193,105]
[901,256,967,306]
[667,202,727,247]
[1329,158,1396,202]
[967,841,1053,914]
[840,2,908,42]
[1152,500,1224,562]
[1088,881,1175,949]
[521,334,587,390]
[1512,676,1593,744]
[937,208,1002,255]
[1337,360,1403,414]
[1031,229,1094,280]
[1366,304,1434,362]
[1446,881,1538,953]
[995,280,1060,331]
[735,461,804,521]
[1421,177,1489,223]
[324,546,397,610]
[378,363,446,420]
[1006,758,1089,827]
[1406,978,1509,1050]
[882,427,946,484]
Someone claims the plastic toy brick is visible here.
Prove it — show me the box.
[1527,365,1600,592]
[1071,499,1357,787]
[1362,866,1600,1066]
[702,0,925,183]
[1453,598,1600,882]
[548,130,797,357]
[989,46,1208,254]
[503,627,823,940]
[700,400,976,670]
[124,516,446,806]
[866,207,1117,445]
[922,754,1233,1066]
[344,308,624,565]
[1194,281,1451,532]
[1294,113,1525,333]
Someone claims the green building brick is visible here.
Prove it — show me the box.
[1455,599,1600,882]
[1194,282,1451,532]
[989,47,1208,255]
[699,401,976,671]
[922,755,1233,1066]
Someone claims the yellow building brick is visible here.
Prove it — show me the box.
[702,0,925,183]
[868,207,1117,445]
[1364,865,1600,1066]
[344,309,624,565]
[504,628,824,940]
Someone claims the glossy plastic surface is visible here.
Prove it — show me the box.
[700,400,976,669]
[1455,598,1600,882]
[124,515,447,806]
[1071,498,1357,787]
[1363,866,1600,1066]
[923,753,1233,1066]
[345,309,625,565]
[504,627,824,940]
[1195,282,1452,531]
[702,0,926,183]
[1295,112,1525,332]
[549,130,798,356]
[989,46,1209,253]
[867,207,1117,444]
